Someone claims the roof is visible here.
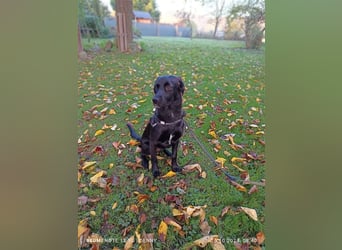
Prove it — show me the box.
[133,10,152,19]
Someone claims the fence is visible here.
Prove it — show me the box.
[104,17,191,38]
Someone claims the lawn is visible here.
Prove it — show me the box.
[78,37,265,250]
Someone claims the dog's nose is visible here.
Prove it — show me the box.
[152,97,159,105]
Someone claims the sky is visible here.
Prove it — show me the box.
[100,0,226,32]
[100,0,211,23]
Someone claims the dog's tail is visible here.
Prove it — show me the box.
[127,123,141,141]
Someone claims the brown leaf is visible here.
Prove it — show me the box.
[248,185,258,195]
[139,213,147,224]
[137,193,150,205]
[164,217,182,231]
[256,231,265,245]
[200,220,211,235]
[221,206,231,217]
[210,215,218,226]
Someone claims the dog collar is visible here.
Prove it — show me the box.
[150,115,184,127]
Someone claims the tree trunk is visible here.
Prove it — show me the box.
[116,0,133,52]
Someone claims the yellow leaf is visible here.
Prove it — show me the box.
[136,172,145,186]
[208,129,218,139]
[78,171,82,182]
[215,157,226,167]
[161,171,176,179]
[231,157,246,163]
[109,108,116,115]
[109,163,114,169]
[124,235,135,250]
[232,163,246,172]
[94,129,105,136]
[81,161,96,170]
[138,99,147,103]
[90,211,96,216]
[240,206,258,221]
[255,131,264,135]
[112,202,118,210]
[158,221,168,242]
[172,208,184,217]
[90,171,105,184]
[77,219,88,237]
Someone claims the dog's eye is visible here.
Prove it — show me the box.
[164,84,172,92]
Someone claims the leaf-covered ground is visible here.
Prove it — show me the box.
[78,37,265,250]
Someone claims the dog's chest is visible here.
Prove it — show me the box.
[158,130,181,146]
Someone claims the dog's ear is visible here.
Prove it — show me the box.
[177,77,185,95]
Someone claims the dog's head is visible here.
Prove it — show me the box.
[152,75,185,108]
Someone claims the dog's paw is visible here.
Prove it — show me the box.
[152,169,161,178]
[172,166,183,173]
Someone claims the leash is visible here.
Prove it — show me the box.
[183,119,238,181]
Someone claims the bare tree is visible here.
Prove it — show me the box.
[197,0,229,38]
[229,0,265,49]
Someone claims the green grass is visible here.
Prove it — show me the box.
[78,37,265,249]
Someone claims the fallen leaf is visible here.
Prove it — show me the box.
[161,171,176,179]
[78,195,88,206]
[200,171,207,178]
[229,180,247,192]
[90,171,106,184]
[112,202,118,210]
[221,206,231,217]
[215,157,226,167]
[231,157,246,163]
[139,213,147,224]
[248,185,258,195]
[182,163,202,173]
[200,220,211,235]
[78,219,91,248]
[232,163,245,172]
[240,206,258,221]
[256,231,265,245]
[90,211,96,216]
[137,172,145,186]
[87,233,103,250]
[208,129,218,139]
[158,220,168,242]
[210,237,226,250]
[128,139,140,146]
[137,193,150,205]
[124,235,135,250]
[94,129,105,136]
[164,217,182,231]
[210,215,218,226]
[193,235,221,248]
[81,161,96,171]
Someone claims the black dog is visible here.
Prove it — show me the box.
[127,75,185,177]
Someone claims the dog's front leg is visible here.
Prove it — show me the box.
[171,141,182,172]
[150,143,161,177]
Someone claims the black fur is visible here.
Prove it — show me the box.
[127,75,185,177]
